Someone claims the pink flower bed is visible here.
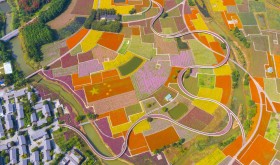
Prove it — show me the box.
[78,51,93,62]
[78,59,104,77]
[132,57,171,99]
[61,53,78,68]
[170,50,195,67]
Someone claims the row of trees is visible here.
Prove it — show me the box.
[231,70,240,88]
[21,21,55,62]
[84,9,122,33]
[38,0,70,23]
[233,27,250,48]
[0,13,5,37]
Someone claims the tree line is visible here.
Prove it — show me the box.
[84,9,122,33]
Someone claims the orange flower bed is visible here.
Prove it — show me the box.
[223,136,242,157]
[97,32,124,51]
[66,28,89,49]
[249,78,265,104]
[153,0,164,7]
[223,0,235,6]
[72,73,91,87]
[239,135,276,165]
[164,67,183,86]
[90,73,103,85]
[132,27,140,35]
[128,132,149,155]
[197,35,210,48]
[109,108,128,126]
[146,126,180,151]
[221,11,242,30]
[274,55,280,78]
[184,14,195,30]
[266,99,280,113]
[102,69,119,79]
[84,77,134,102]
[210,42,225,63]
[216,75,231,104]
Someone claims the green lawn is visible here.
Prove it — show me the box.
[118,56,144,76]
[125,103,143,116]
[183,76,199,96]
[198,74,215,88]
[188,39,217,65]
[168,103,189,120]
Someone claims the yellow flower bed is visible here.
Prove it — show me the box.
[94,0,134,14]
[192,14,215,42]
[210,0,227,12]
[214,64,232,76]
[103,51,135,70]
[196,149,226,165]
[80,30,103,53]
[192,87,223,114]
[110,112,151,135]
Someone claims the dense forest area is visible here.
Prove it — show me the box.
[0,13,5,37]
[21,21,55,62]
[0,41,26,88]
[84,9,122,33]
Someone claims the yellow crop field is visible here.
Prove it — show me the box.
[196,149,226,165]
[192,14,215,42]
[214,64,232,75]
[192,87,223,114]
[210,0,227,12]
[103,51,135,70]
[110,112,151,135]
[80,30,103,53]
[95,1,135,15]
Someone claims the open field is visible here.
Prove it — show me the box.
[128,36,156,59]
[168,103,189,120]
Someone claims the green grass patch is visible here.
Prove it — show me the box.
[249,1,266,12]
[125,103,142,116]
[188,39,217,65]
[198,74,215,88]
[265,113,280,143]
[235,0,243,4]
[264,78,280,102]
[267,6,280,30]
[118,39,131,54]
[128,36,156,59]
[243,26,260,35]
[238,12,257,25]
[118,56,144,76]
[183,76,199,96]
[70,44,82,56]
[168,103,189,120]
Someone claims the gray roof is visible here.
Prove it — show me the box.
[37,118,47,127]
[7,103,14,114]
[9,148,17,164]
[34,102,43,110]
[101,14,118,20]
[0,144,7,151]
[0,122,4,133]
[18,135,26,146]
[20,159,28,165]
[31,130,47,141]
[32,151,40,162]
[31,112,37,123]
[18,119,25,129]
[19,145,28,155]
[5,114,13,130]
[0,106,3,115]
[44,140,52,151]
[44,150,51,161]
[42,104,51,116]
[14,88,26,98]
[18,104,24,119]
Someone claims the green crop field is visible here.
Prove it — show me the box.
[125,103,143,116]
[118,56,144,76]
[198,74,215,88]
[249,1,266,12]
[118,38,131,54]
[168,103,189,120]
[238,12,257,25]
[128,36,156,59]
[265,113,280,143]
[243,26,260,35]
[267,6,280,30]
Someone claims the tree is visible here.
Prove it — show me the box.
[31,147,39,152]
[188,0,195,6]
[147,117,153,122]
[161,12,168,18]
[162,107,168,112]
[129,8,136,14]
[31,93,38,103]
[75,115,85,122]
[184,68,192,78]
